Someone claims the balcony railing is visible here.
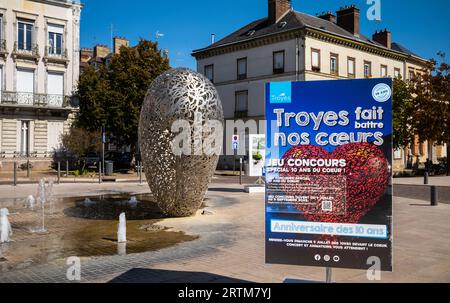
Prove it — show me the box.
[0,91,73,108]
[44,46,69,64]
[0,39,7,55]
[12,42,40,61]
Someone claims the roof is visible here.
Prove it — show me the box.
[192,10,426,61]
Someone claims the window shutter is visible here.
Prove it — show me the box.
[48,24,64,34]
[312,51,319,67]
[348,60,354,74]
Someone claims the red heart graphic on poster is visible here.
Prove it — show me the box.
[280,143,389,224]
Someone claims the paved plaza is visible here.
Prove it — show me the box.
[0,176,448,283]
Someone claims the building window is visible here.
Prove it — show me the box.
[409,68,415,80]
[381,65,388,78]
[273,51,285,74]
[394,68,401,79]
[237,57,247,80]
[16,68,34,105]
[204,64,214,83]
[0,15,3,41]
[394,149,402,160]
[347,57,355,78]
[48,24,64,55]
[235,90,248,118]
[311,49,320,72]
[47,72,64,106]
[364,61,372,78]
[18,21,33,51]
[330,53,339,75]
[20,121,30,156]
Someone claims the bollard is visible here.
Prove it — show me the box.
[431,186,438,206]
[13,162,17,186]
[239,158,243,185]
[99,163,102,184]
[27,159,31,178]
[424,172,429,185]
[139,162,143,184]
[66,160,69,177]
[57,162,61,184]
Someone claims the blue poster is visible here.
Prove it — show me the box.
[265,78,393,271]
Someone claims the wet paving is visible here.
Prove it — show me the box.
[0,194,198,274]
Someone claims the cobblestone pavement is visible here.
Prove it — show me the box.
[0,181,449,283]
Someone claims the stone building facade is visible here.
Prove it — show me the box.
[192,0,446,172]
[0,0,82,171]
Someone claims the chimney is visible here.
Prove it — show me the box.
[268,0,292,24]
[94,44,110,58]
[318,11,336,23]
[80,48,93,63]
[372,29,391,49]
[113,37,129,54]
[336,5,360,36]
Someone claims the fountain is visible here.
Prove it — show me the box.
[128,196,138,208]
[31,179,48,233]
[82,198,96,207]
[46,179,56,214]
[117,213,127,243]
[0,208,12,243]
[117,242,127,256]
[24,195,36,210]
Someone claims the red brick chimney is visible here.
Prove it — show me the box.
[336,5,360,35]
[318,11,336,23]
[268,0,292,24]
[372,29,392,49]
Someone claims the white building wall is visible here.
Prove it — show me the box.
[0,0,81,168]
[197,39,303,119]
[304,37,425,80]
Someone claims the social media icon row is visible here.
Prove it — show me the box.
[314,255,340,262]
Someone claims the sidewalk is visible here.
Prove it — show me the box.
[0,182,449,283]
[393,176,450,187]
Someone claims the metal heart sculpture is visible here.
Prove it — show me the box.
[139,68,224,217]
[280,143,390,224]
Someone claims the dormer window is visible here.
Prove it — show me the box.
[278,21,287,28]
[246,30,256,37]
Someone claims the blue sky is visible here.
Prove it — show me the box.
[80,0,450,69]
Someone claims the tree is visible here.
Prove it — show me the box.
[60,127,102,170]
[76,39,170,161]
[409,55,450,152]
[392,77,414,149]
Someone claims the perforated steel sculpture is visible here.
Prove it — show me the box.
[139,68,224,217]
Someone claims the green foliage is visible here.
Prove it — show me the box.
[61,127,102,158]
[76,39,170,153]
[393,77,414,149]
[409,56,450,145]
[393,53,449,149]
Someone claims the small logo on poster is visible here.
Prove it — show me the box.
[270,82,292,104]
[372,83,392,103]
